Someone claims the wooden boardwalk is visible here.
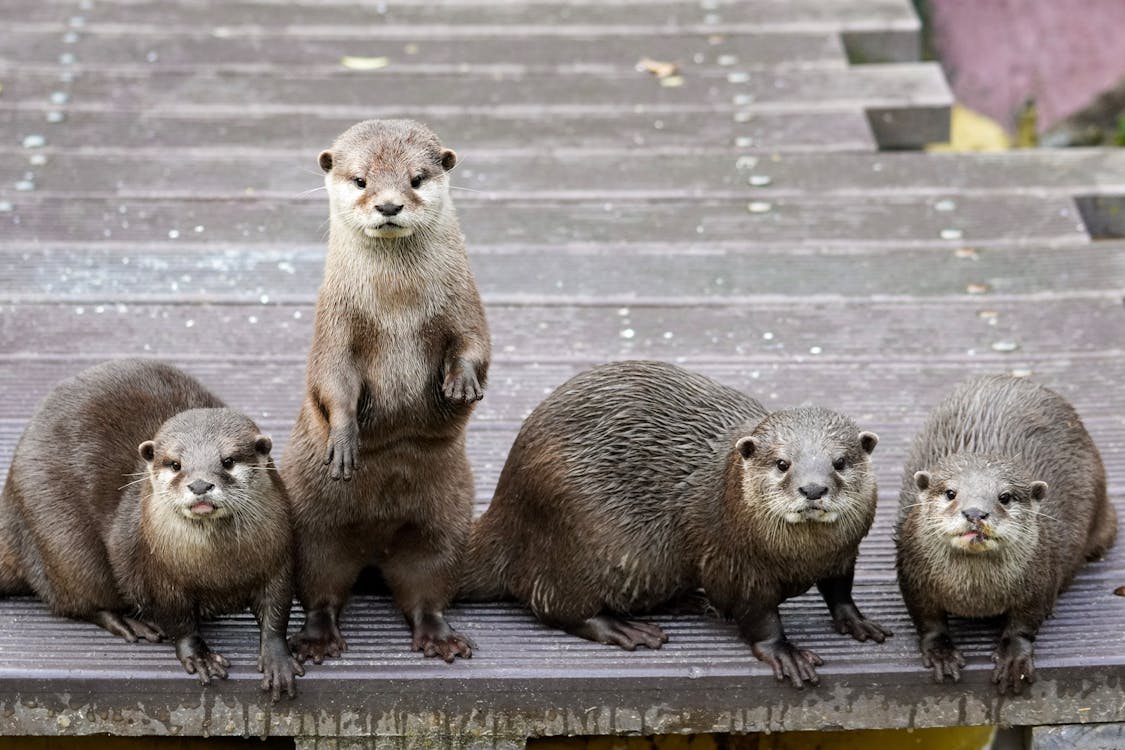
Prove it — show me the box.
[0,0,1123,745]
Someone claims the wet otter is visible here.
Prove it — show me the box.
[284,119,489,663]
[896,374,1117,695]
[0,359,303,699]
[461,360,889,688]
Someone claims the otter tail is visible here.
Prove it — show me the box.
[1085,491,1118,561]
[458,517,510,601]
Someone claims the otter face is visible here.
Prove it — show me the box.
[912,455,1046,555]
[735,408,878,527]
[319,119,457,241]
[139,409,275,524]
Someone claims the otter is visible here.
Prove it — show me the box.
[284,119,489,663]
[0,359,303,700]
[460,360,888,688]
[896,374,1117,695]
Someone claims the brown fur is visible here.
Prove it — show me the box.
[284,119,489,663]
[461,360,887,688]
[0,359,302,699]
[895,374,1117,695]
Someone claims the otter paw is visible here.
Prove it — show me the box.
[569,615,669,651]
[751,638,823,689]
[259,643,305,701]
[95,611,165,643]
[289,623,347,665]
[442,368,484,405]
[412,619,474,662]
[921,633,966,683]
[179,650,230,686]
[832,609,892,644]
[322,423,359,481]
[991,641,1035,696]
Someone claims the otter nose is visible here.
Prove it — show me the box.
[375,202,404,216]
[188,479,214,496]
[799,483,828,501]
[962,507,989,523]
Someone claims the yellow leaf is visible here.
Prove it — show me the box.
[341,56,390,71]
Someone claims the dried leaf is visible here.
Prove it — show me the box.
[341,56,389,71]
[636,57,679,79]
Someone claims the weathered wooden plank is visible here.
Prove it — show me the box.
[0,108,878,153]
[5,150,1124,199]
[1,241,1121,303]
[0,195,1087,246]
[0,29,848,71]
[1,0,919,35]
[0,64,950,115]
[1,299,1119,362]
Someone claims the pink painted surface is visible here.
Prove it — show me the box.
[929,0,1125,131]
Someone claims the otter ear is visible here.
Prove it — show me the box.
[859,431,879,455]
[441,148,458,172]
[139,441,156,464]
[1030,481,1048,501]
[318,150,334,173]
[914,471,931,491]
[735,436,757,460]
[254,435,273,456]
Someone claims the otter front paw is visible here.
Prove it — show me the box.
[322,422,359,480]
[991,638,1035,696]
[831,605,892,643]
[921,632,966,683]
[751,638,823,689]
[175,635,230,686]
[442,364,484,404]
[259,639,305,701]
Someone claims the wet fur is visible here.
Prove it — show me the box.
[0,360,299,695]
[895,374,1117,692]
[284,119,489,661]
[462,360,884,684]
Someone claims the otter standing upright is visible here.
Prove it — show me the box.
[896,375,1117,695]
[462,360,889,688]
[285,119,489,662]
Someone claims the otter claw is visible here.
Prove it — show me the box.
[991,640,1036,695]
[442,368,484,405]
[921,633,965,683]
[752,639,823,689]
[832,611,892,643]
[323,424,359,480]
[180,651,230,685]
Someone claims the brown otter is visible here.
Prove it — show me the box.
[460,360,888,688]
[0,359,303,700]
[284,119,489,663]
[896,374,1117,695]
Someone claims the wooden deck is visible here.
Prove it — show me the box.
[0,0,1123,746]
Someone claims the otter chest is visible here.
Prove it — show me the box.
[360,307,442,417]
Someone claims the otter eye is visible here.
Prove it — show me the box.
[776,459,790,473]
[168,461,181,472]
[410,174,425,189]
[998,492,1012,505]
[221,457,235,470]
[353,176,366,189]
[944,489,957,501]
[833,458,846,471]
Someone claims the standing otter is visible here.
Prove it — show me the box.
[461,360,889,688]
[284,119,489,663]
[896,375,1117,695]
[0,359,303,700]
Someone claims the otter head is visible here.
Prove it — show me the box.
[911,453,1046,555]
[319,118,457,241]
[139,408,275,524]
[735,407,878,528]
